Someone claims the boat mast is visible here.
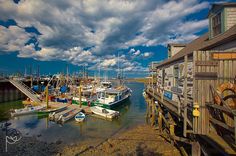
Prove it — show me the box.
[99,59,101,81]
[30,65,33,88]
[66,64,69,85]
[79,83,82,108]
[37,65,40,85]
[117,52,122,86]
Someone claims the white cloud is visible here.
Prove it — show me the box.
[134,50,141,56]
[0,0,210,71]
[0,25,32,52]
[143,52,153,58]
[100,58,117,67]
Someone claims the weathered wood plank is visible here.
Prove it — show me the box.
[197,51,202,134]
[212,52,236,60]
[205,51,210,134]
[201,51,206,134]
[193,51,197,133]
[206,103,232,114]
[183,55,188,137]
[195,72,218,80]
[224,59,229,83]
[219,60,224,84]
[195,60,218,66]
[229,60,233,82]
[209,117,234,133]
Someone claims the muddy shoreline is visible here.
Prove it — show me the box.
[0,124,180,156]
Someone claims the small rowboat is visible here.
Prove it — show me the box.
[11,105,45,117]
[90,106,119,119]
[75,112,86,122]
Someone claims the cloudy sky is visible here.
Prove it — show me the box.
[0,0,224,77]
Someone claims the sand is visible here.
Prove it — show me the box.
[61,124,181,156]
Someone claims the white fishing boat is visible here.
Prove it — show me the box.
[57,109,79,123]
[75,112,86,122]
[90,106,119,119]
[96,86,132,109]
[11,105,45,117]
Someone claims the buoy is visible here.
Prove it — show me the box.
[193,103,200,117]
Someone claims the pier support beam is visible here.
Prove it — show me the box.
[158,106,163,133]
[151,98,156,126]
[183,55,188,137]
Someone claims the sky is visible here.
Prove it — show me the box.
[0,0,228,78]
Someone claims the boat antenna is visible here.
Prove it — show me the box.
[117,52,122,85]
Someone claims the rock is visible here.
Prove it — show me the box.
[56,152,62,156]
[56,140,62,145]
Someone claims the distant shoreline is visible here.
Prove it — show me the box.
[126,78,149,84]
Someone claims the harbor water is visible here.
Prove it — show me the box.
[0,82,147,145]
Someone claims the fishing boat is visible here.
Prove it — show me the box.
[90,106,119,119]
[57,109,79,123]
[11,105,45,117]
[96,86,132,109]
[75,112,86,122]
[37,106,67,115]
[72,96,97,106]
[55,97,68,103]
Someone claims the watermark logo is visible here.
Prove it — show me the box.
[1,121,22,152]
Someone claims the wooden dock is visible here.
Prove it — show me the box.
[42,102,92,114]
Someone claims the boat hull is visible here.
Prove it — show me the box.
[97,94,130,109]
[90,106,119,119]
[72,99,97,107]
[11,106,45,117]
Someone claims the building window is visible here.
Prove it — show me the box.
[212,12,222,37]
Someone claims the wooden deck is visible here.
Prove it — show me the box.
[41,102,93,114]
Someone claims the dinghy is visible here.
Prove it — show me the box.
[11,105,45,117]
[90,106,119,119]
[75,112,86,122]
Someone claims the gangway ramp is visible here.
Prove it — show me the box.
[9,79,41,103]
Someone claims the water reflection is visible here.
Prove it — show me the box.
[0,82,147,144]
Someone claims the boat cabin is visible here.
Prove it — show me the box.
[97,87,130,105]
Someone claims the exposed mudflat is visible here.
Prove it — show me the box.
[0,124,180,156]
[61,124,181,156]
[0,132,61,156]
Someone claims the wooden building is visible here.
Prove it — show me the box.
[167,43,186,58]
[145,2,236,156]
